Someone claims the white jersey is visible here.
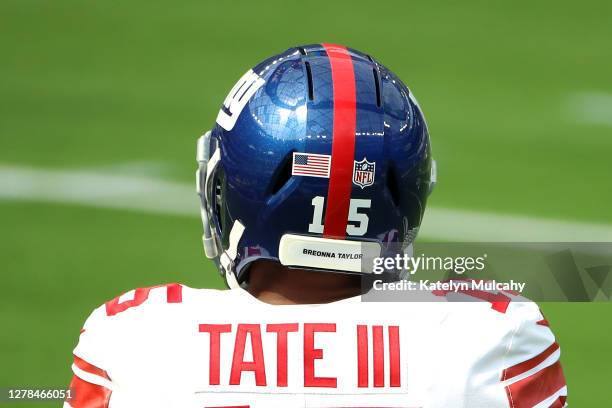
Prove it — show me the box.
[65,283,567,408]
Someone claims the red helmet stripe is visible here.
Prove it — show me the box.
[321,44,357,238]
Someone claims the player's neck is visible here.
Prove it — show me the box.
[247,261,363,305]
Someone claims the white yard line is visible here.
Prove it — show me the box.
[0,164,195,216]
[420,207,611,242]
[566,92,612,127]
[1,164,611,242]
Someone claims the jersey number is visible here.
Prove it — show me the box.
[105,284,183,316]
[308,196,371,236]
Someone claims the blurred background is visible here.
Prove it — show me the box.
[1,0,611,406]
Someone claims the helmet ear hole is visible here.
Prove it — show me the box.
[211,168,226,238]
[386,165,400,207]
[268,151,295,195]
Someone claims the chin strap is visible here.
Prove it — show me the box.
[219,220,245,289]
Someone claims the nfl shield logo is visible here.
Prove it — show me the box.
[352,158,376,189]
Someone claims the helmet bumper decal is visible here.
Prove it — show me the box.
[278,234,381,273]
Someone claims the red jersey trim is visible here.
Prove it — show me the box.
[501,342,559,381]
[68,356,112,408]
[505,360,566,408]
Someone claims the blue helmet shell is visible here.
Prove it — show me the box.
[204,44,433,283]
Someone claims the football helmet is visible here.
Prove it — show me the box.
[197,44,435,288]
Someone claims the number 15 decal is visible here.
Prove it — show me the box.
[308,196,371,236]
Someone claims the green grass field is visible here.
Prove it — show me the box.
[1,0,611,406]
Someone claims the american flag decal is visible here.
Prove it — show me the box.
[291,152,331,178]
